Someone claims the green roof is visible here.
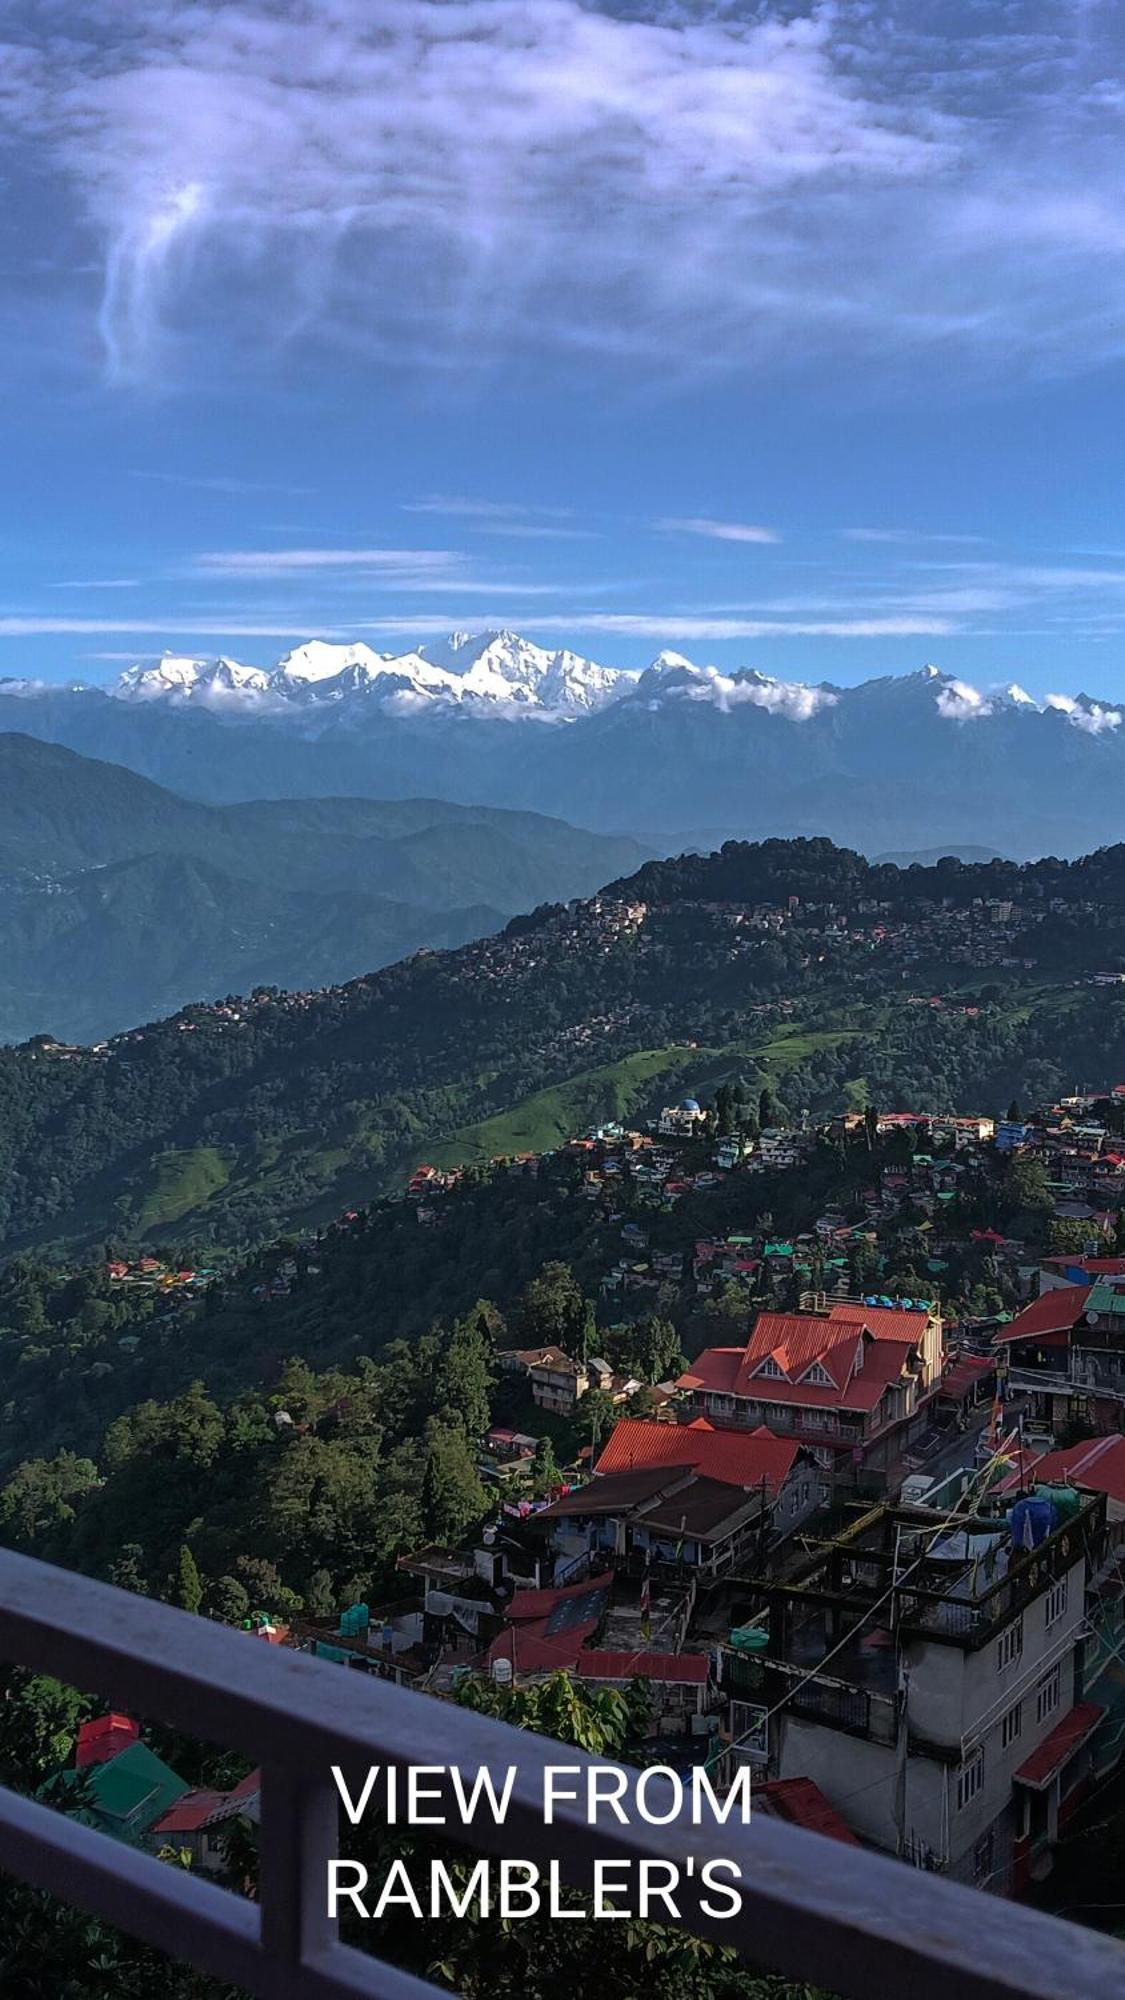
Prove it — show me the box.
[66,1742,189,1846]
[1086,1281,1125,1321]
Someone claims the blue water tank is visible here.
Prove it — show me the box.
[1007,1496,1056,1550]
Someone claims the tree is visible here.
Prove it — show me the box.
[632,1314,682,1384]
[517,1263,589,1353]
[0,1451,99,1548]
[531,1435,559,1495]
[0,1670,92,1787]
[420,1420,489,1543]
[208,1573,250,1625]
[434,1314,493,1440]
[177,1544,203,1615]
[1007,1154,1051,1212]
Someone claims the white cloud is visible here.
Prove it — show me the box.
[679,669,836,721]
[354,611,953,640]
[840,529,987,546]
[657,518,781,546]
[129,469,314,495]
[935,678,992,722]
[18,1,1125,387]
[1045,693,1123,735]
[0,616,349,637]
[194,547,458,576]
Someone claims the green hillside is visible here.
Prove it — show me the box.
[0,734,649,1042]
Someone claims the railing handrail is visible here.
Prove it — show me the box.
[0,1548,1121,2000]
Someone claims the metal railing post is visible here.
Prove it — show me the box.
[259,1767,340,1975]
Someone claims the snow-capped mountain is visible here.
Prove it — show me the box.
[115,655,275,709]
[107,635,1124,741]
[4,634,1125,859]
[114,630,632,720]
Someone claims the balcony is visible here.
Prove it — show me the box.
[0,1547,1121,2000]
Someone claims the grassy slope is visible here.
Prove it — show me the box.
[134,1147,232,1230]
[67,1025,874,1247]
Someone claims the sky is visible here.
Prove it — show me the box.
[4,0,1125,697]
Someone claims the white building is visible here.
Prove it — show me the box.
[734,1493,1106,1895]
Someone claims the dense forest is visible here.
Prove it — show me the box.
[607,834,1125,914]
[0,837,1123,1257]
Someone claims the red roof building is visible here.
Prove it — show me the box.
[595,1416,801,1494]
[534,1418,830,1579]
[676,1299,943,1483]
[993,1287,1091,1345]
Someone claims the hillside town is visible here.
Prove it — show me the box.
[52,1071,1125,1915]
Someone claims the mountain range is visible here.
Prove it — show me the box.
[0,735,647,1045]
[4,632,1125,857]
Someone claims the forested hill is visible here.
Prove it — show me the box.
[0,733,650,1044]
[606,834,1125,912]
[2,835,1124,1257]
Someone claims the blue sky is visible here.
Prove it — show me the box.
[4,0,1125,698]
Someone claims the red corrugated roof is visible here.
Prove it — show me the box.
[745,1313,858,1384]
[940,1354,996,1400]
[507,1571,612,1622]
[993,1287,1091,1344]
[676,1348,743,1395]
[828,1301,935,1341]
[574,1650,709,1685]
[1041,1256,1125,1277]
[681,1338,914,1413]
[754,1777,861,1845]
[1002,1436,1125,1507]
[1014,1703,1105,1789]
[595,1417,799,1493]
[153,1789,227,1834]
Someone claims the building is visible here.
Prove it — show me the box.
[495,1344,589,1413]
[533,1417,828,1582]
[677,1298,943,1488]
[150,1771,261,1872]
[64,1738,190,1849]
[658,1098,705,1137]
[997,1275,1125,1433]
[738,1491,1105,1895]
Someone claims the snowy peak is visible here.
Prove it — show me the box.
[102,634,1124,739]
[632,655,836,721]
[116,654,273,709]
[113,631,632,720]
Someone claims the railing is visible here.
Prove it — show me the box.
[0,1549,1121,2000]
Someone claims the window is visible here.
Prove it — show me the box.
[1036,1665,1061,1724]
[957,1747,984,1810]
[804,1363,833,1386]
[1044,1577,1068,1630]
[996,1616,1023,1672]
[1001,1703,1022,1749]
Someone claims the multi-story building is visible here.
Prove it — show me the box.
[734,1492,1107,1895]
[495,1343,589,1413]
[532,1417,830,1582]
[997,1275,1125,1434]
[677,1298,943,1489]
